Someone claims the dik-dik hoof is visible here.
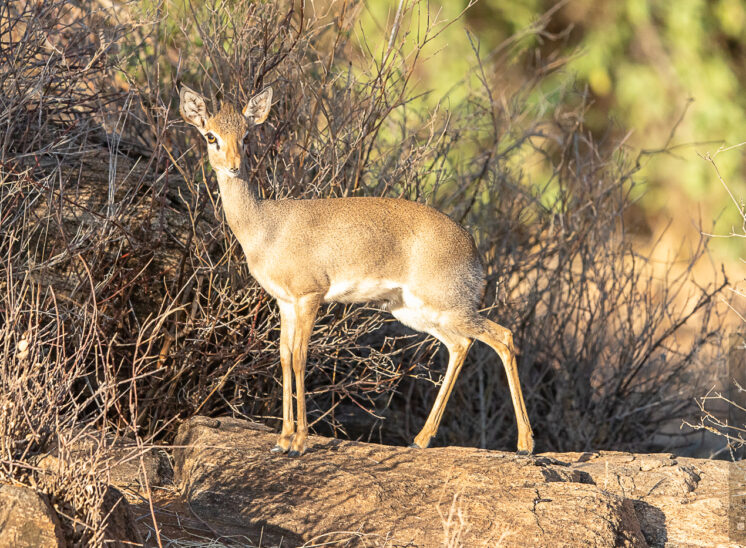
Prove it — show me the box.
[287,450,303,458]
[517,449,532,456]
[270,445,288,454]
[517,434,535,455]
[408,442,424,449]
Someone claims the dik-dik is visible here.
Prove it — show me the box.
[180,85,534,456]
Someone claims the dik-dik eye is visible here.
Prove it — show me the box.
[205,133,217,145]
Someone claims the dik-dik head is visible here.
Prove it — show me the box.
[179,85,273,178]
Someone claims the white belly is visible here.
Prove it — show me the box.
[389,288,449,335]
[324,279,402,304]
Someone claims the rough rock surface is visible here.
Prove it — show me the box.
[541,450,731,547]
[0,484,66,548]
[0,478,144,547]
[37,437,171,493]
[171,416,733,547]
[11,451,146,547]
[99,485,146,547]
[106,445,171,492]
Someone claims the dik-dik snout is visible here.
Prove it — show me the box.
[207,133,244,177]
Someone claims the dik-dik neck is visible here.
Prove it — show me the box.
[215,170,263,241]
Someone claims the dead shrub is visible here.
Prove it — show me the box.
[0,8,728,545]
[684,147,746,459]
[0,2,149,544]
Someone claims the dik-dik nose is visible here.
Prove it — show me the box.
[226,144,242,174]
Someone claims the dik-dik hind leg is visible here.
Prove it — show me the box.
[288,294,321,457]
[271,303,296,454]
[476,319,534,453]
[412,333,472,449]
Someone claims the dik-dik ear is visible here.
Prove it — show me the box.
[180,85,209,130]
[243,87,273,125]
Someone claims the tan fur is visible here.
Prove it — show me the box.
[180,85,534,455]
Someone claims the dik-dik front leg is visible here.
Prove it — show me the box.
[271,305,295,454]
[287,295,321,457]
[273,296,320,457]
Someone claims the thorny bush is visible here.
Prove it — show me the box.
[0,0,726,542]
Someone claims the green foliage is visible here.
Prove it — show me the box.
[363,0,746,257]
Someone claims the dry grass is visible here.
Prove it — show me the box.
[0,0,729,544]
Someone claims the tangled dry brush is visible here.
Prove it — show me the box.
[0,0,726,543]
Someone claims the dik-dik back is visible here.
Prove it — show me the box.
[254,196,485,311]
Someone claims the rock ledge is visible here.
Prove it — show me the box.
[172,416,732,547]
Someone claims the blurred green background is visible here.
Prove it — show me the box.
[359,0,746,261]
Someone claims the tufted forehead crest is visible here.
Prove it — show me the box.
[209,101,246,133]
